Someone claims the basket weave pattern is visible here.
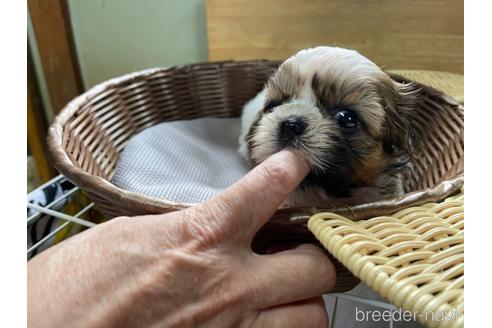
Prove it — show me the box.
[308,189,464,327]
[395,78,463,193]
[48,62,463,221]
[50,61,278,218]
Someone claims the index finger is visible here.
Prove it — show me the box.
[200,149,309,237]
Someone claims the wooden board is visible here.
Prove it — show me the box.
[207,0,463,73]
[28,0,83,114]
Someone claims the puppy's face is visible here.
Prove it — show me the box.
[247,47,415,198]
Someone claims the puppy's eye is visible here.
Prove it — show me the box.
[334,109,359,129]
[264,100,282,113]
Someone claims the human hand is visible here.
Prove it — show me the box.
[28,150,336,327]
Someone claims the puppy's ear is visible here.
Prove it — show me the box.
[379,78,420,155]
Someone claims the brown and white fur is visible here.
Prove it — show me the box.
[239,46,418,207]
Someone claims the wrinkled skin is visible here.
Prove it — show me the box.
[28,150,336,328]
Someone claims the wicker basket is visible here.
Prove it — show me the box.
[47,61,463,293]
[309,188,464,327]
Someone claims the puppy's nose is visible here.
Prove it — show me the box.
[279,117,306,141]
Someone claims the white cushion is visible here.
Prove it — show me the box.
[111,117,250,204]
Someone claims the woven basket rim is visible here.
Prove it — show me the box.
[47,61,464,222]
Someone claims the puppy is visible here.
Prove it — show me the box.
[239,46,418,207]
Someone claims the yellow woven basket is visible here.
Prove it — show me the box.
[309,188,463,328]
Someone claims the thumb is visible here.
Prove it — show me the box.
[198,149,309,238]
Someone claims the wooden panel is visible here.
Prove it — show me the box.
[207,0,463,73]
[28,0,83,114]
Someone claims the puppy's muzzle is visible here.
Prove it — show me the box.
[252,102,335,171]
[279,117,306,143]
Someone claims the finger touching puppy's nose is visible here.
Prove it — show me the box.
[204,149,309,237]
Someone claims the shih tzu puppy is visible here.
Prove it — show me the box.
[239,46,418,207]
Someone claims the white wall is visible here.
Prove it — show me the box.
[67,0,208,88]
